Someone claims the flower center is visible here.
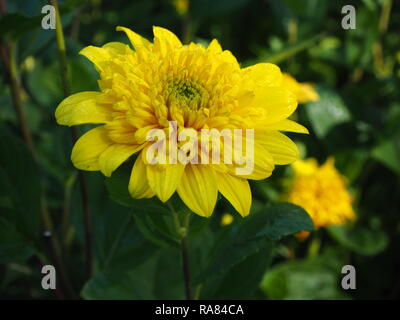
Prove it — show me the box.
[166,79,208,111]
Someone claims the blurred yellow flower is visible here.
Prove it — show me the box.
[287,157,355,230]
[173,0,189,16]
[281,73,319,104]
[55,26,307,217]
[221,213,234,226]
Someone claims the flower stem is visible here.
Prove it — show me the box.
[180,212,193,300]
[168,203,193,300]
[307,234,321,258]
[0,40,34,152]
[50,0,93,280]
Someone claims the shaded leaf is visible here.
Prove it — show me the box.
[260,249,349,300]
[328,224,388,256]
[305,87,351,138]
[194,203,313,284]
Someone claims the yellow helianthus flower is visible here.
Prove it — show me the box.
[55,26,307,217]
[281,73,319,104]
[287,157,356,230]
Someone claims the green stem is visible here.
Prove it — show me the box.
[0,41,35,153]
[307,234,321,258]
[168,203,193,300]
[41,195,78,298]
[50,0,93,280]
[379,0,392,34]
[180,230,193,300]
[193,283,203,300]
[62,172,77,247]
[182,13,193,45]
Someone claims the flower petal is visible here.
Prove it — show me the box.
[116,26,151,50]
[264,119,309,134]
[128,156,155,198]
[99,144,142,177]
[146,163,185,202]
[242,63,282,87]
[80,46,113,71]
[207,39,223,54]
[216,172,251,217]
[257,131,300,165]
[55,92,112,126]
[71,126,112,171]
[153,26,182,47]
[253,87,298,125]
[229,140,275,180]
[177,165,218,217]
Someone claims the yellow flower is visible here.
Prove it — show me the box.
[173,0,189,16]
[55,26,307,217]
[287,157,356,229]
[221,213,234,226]
[281,73,319,104]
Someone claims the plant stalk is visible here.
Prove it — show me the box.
[168,203,193,300]
[50,0,93,280]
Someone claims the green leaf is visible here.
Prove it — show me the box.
[201,244,275,299]
[81,248,183,299]
[194,203,314,284]
[305,86,352,138]
[0,217,36,263]
[260,249,349,300]
[372,136,400,175]
[81,257,158,300]
[94,207,158,270]
[104,161,141,208]
[132,204,180,248]
[328,224,388,256]
[262,33,325,65]
[105,163,180,247]
[0,126,41,247]
[0,13,42,41]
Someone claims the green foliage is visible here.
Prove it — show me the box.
[195,203,313,284]
[305,87,352,138]
[328,224,388,256]
[260,249,349,300]
[0,127,41,263]
[1,0,399,300]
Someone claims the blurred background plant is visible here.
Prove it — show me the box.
[0,0,399,300]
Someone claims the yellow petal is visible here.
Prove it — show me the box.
[231,141,275,180]
[146,163,185,202]
[253,87,298,125]
[55,92,112,126]
[242,63,282,87]
[264,119,309,134]
[71,126,112,171]
[257,131,300,165]
[177,165,218,217]
[153,26,182,47]
[128,156,155,198]
[98,144,142,177]
[216,172,251,217]
[102,42,130,55]
[116,26,151,49]
[281,73,319,104]
[80,46,112,71]
[207,39,223,54]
